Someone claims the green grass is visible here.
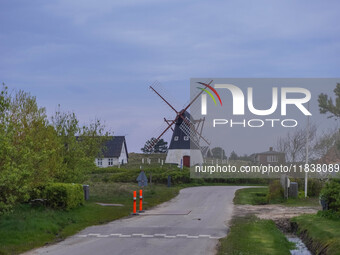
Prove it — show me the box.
[291,213,340,255]
[217,216,295,255]
[0,182,181,255]
[233,187,268,205]
[234,187,320,207]
[283,197,320,207]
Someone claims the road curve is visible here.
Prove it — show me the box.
[24,186,247,255]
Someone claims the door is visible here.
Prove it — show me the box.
[183,156,190,167]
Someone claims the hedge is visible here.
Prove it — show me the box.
[45,183,84,210]
[267,180,284,203]
[320,180,340,212]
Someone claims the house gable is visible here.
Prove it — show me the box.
[96,136,128,167]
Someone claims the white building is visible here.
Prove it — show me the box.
[95,136,128,167]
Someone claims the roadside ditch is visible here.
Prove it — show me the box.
[233,204,321,254]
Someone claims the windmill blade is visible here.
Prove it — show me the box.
[149,81,183,114]
[178,118,200,148]
[164,118,174,132]
[178,113,210,146]
[147,116,179,149]
[181,79,212,110]
[182,80,213,113]
[177,80,213,147]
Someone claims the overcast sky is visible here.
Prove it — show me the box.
[1,0,340,153]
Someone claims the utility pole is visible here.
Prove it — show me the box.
[305,102,310,198]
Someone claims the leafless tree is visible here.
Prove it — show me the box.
[313,127,340,160]
[276,124,317,162]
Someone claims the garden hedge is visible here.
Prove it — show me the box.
[45,183,84,210]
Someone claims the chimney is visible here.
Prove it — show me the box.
[269,147,273,151]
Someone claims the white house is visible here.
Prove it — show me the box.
[95,136,128,167]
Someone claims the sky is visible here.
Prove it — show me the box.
[1,0,340,153]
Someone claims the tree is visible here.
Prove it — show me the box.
[0,87,61,213]
[51,106,109,183]
[313,128,340,160]
[211,147,227,159]
[229,151,238,160]
[141,138,168,154]
[0,86,109,213]
[318,83,340,119]
[239,154,252,161]
[276,124,317,162]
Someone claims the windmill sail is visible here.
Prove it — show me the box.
[148,81,211,166]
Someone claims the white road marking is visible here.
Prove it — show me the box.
[186,236,199,239]
[154,234,166,237]
[176,234,188,237]
[77,233,223,239]
[119,235,132,238]
[141,235,154,238]
[198,235,210,238]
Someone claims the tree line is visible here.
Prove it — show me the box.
[0,84,108,213]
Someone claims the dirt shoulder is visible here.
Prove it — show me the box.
[233,204,320,220]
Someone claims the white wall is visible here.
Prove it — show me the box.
[165,149,203,166]
[118,142,128,164]
[95,142,128,167]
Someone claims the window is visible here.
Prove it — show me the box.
[267,155,278,162]
[174,136,179,141]
[184,136,189,141]
[108,158,114,166]
[97,158,103,166]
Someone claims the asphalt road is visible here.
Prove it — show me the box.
[24,186,245,255]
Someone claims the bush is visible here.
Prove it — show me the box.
[320,180,340,212]
[289,178,324,197]
[45,183,84,210]
[317,209,340,220]
[267,180,284,203]
[307,179,324,197]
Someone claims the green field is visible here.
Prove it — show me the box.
[217,216,295,255]
[0,182,181,255]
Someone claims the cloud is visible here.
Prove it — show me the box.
[1,0,340,152]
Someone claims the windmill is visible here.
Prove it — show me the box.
[147,81,212,167]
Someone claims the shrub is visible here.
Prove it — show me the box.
[45,183,84,210]
[307,179,324,197]
[289,178,323,197]
[320,180,340,212]
[267,180,284,203]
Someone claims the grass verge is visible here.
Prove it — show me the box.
[234,187,320,207]
[217,216,294,255]
[291,213,340,254]
[0,183,181,255]
[233,187,268,205]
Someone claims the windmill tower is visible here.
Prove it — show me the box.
[148,81,211,167]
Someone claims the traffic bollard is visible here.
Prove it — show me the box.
[132,191,139,215]
[139,189,144,213]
